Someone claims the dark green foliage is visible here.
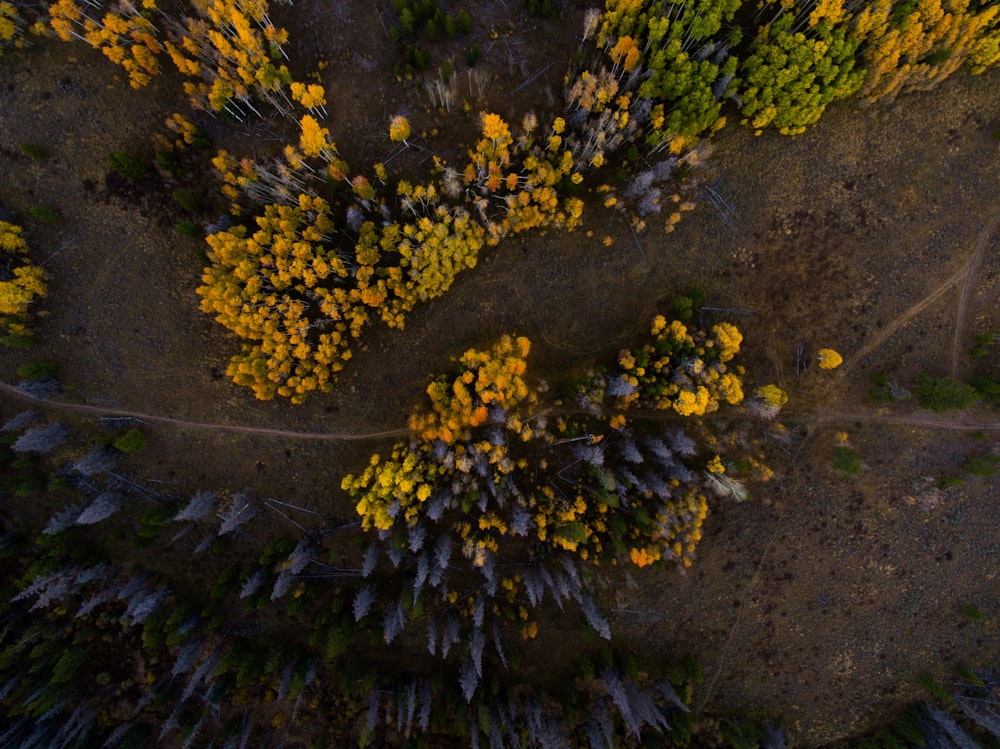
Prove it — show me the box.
[107,151,150,180]
[456,10,472,34]
[175,220,203,239]
[521,0,557,19]
[134,503,173,548]
[172,188,202,213]
[720,714,769,749]
[0,333,35,349]
[155,149,183,174]
[913,373,979,412]
[19,142,47,160]
[670,287,706,321]
[961,604,984,620]
[403,43,430,71]
[962,453,999,477]
[466,43,481,67]
[28,206,58,225]
[113,428,146,453]
[971,374,1000,406]
[832,446,861,475]
[918,672,951,702]
[15,360,58,380]
[869,372,894,403]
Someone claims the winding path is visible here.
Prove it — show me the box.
[3,379,997,443]
[0,381,412,442]
[842,208,1000,376]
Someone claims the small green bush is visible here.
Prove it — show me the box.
[107,151,149,180]
[868,372,894,403]
[962,453,998,477]
[19,143,48,160]
[913,373,978,412]
[16,360,58,380]
[456,9,472,34]
[172,188,202,213]
[832,446,861,475]
[0,334,34,350]
[971,375,1000,406]
[114,428,147,453]
[175,220,202,238]
[28,206,58,225]
[466,43,481,67]
[155,149,182,173]
[961,604,983,620]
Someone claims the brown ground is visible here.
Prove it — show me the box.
[1,3,999,745]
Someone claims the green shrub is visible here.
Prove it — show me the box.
[971,375,1000,406]
[456,9,472,34]
[832,446,861,475]
[913,373,978,412]
[175,220,202,238]
[114,428,147,453]
[107,151,149,180]
[16,360,58,380]
[869,372,894,403]
[961,604,984,620]
[28,206,58,225]
[0,333,34,349]
[466,43,481,67]
[155,149,182,173]
[962,453,998,477]
[171,188,202,213]
[19,143,47,160]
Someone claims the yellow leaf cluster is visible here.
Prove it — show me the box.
[411,335,533,443]
[0,222,47,334]
[615,316,745,415]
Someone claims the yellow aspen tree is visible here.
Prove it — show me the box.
[817,348,843,369]
[0,1,27,54]
[0,221,47,341]
[853,0,1000,102]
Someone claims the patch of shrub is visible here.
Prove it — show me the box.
[913,373,978,412]
[107,151,149,180]
[0,333,34,350]
[961,453,998,477]
[15,361,58,380]
[19,143,47,160]
[114,428,147,453]
[466,43,481,67]
[521,0,558,19]
[28,206,58,225]
[970,375,1000,406]
[172,188,202,213]
[832,446,861,475]
[961,604,984,621]
[155,149,182,174]
[175,220,202,238]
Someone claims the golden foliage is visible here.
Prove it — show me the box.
[0,221,47,337]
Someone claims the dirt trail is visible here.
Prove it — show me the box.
[5,378,997,442]
[0,381,412,442]
[952,208,1000,377]
[842,207,1000,375]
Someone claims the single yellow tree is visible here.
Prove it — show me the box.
[817,348,843,369]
